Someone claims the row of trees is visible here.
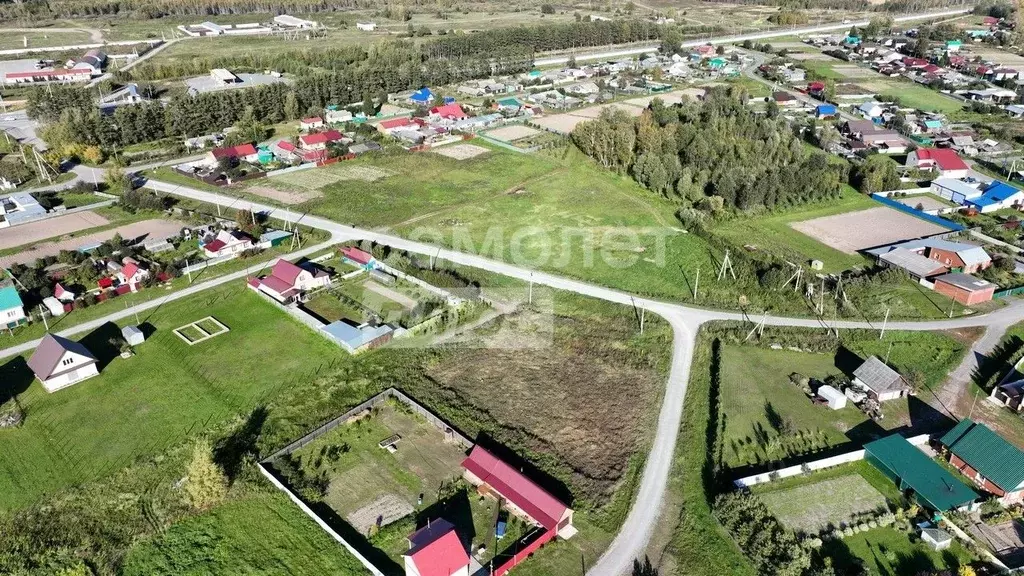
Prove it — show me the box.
[571,89,846,211]
[0,0,437,20]
[712,492,824,576]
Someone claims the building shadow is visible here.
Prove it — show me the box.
[78,321,127,372]
[416,488,477,551]
[473,432,574,507]
[138,321,158,340]
[833,345,864,376]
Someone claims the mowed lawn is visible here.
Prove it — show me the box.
[869,80,964,114]
[715,189,877,274]
[719,345,906,468]
[0,285,346,511]
[121,491,367,575]
[758,473,886,534]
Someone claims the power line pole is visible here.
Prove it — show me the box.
[717,249,735,281]
[885,340,895,364]
[880,306,890,340]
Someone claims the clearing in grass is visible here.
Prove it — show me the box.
[789,205,951,256]
[432,143,490,160]
[758,474,887,534]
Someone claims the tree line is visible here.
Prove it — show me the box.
[0,0,437,20]
[571,88,846,212]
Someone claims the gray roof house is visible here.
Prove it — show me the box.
[878,248,949,280]
[853,356,909,402]
[27,333,100,393]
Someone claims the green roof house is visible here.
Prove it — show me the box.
[708,57,727,70]
[946,39,962,52]
[865,434,978,512]
[940,419,1024,505]
[0,280,26,330]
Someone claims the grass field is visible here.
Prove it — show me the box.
[863,80,964,114]
[759,473,886,534]
[800,60,844,80]
[821,526,976,575]
[0,285,345,511]
[719,344,910,468]
[0,29,94,50]
[120,490,368,575]
[715,189,877,274]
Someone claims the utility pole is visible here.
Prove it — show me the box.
[185,259,192,284]
[745,310,767,341]
[38,304,48,331]
[693,265,700,300]
[968,388,980,420]
[717,249,735,281]
[880,306,890,340]
[528,273,533,305]
[885,340,895,364]
[818,276,825,315]
[949,298,956,319]
[640,307,646,334]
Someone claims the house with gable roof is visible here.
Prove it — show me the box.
[202,229,254,258]
[0,279,26,330]
[906,148,969,178]
[941,418,1024,505]
[403,518,471,576]
[27,333,99,392]
[248,259,331,304]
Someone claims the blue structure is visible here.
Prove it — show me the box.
[408,87,434,105]
[0,282,25,329]
[815,104,837,118]
[965,181,1024,212]
[321,320,394,353]
[442,96,456,104]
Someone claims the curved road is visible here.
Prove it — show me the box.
[129,179,1024,576]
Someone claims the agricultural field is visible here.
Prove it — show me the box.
[0,285,345,511]
[789,205,950,256]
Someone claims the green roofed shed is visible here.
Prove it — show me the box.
[940,418,1024,493]
[864,434,978,511]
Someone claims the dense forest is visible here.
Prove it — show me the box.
[571,89,846,212]
[701,0,972,11]
[0,0,453,19]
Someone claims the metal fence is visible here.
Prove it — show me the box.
[995,286,1024,299]
[870,194,965,231]
[263,387,473,463]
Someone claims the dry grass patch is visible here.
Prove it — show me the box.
[247,185,323,205]
[432,143,490,160]
[485,125,542,142]
[790,206,950,255]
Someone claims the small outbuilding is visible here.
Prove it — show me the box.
[122,325,145,346]
[921,527,953,551]
[42,297,64,317]
[853,356,910,402]
[817,385,847,410]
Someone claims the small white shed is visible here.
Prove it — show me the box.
[817,385,847,410]
[42,297,64,317]
[122,325,145,346]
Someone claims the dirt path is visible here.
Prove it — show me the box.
[927,325,1009,419]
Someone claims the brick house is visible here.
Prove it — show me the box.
[933,273,996,306]
[940,418,1024,505]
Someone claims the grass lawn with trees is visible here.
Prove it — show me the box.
[0,285,345,511]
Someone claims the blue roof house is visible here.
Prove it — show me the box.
[0,281,26,330]
[965,181,1024,213]
[321,320,395,354]
[408,88,434,106]
[816,104,837,118]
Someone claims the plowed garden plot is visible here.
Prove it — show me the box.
[0,210,109,250]
[247,185,323,205]
[425,307,667,502]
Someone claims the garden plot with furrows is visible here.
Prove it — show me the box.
[426,309,667,504]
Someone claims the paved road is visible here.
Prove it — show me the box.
[138,178,1024,576]
[0,238,333,360]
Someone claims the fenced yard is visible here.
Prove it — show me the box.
[790,206,951,255]
[759,474,887,534]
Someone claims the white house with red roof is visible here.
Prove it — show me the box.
[116,257,149,287]
[378,116,414,134]
[54,283,75,302]
[203,229,254,258]
[429,103,468,123]
[299,129,345,151]
[906,148,969,178]
[4,68,92,85]
[403,519,471,576]
[204,143,259,168]
[248,259,331,304]
[272,140,301,162]
[300,116,325,131]
[340,245,376,269]
[462,445,576,539]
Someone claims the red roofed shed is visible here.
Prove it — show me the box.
[461,445,574,535]
[908,147,969,175]
[299,129,344,148]
[429,103,468,120]
[211,143,257,160]
[340,246,374,266]
[379,117,413,131]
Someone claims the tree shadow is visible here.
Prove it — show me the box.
[632,557,659,576]
[416,488,476,551]
[214,406,269,482]
[764,401,785,434]
[818,535,866,576]
[974,335,1024,391]
[893,548,943,576]
[78,321,127,371]
[0,356,34,411]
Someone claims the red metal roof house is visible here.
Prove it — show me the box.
[248,258,331,304]
[429,103,468,121]
[340,245,375,269]
[906,148,969,178]
[299,129,345,150]
[461,445,575,538]
[402,518,471,576]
